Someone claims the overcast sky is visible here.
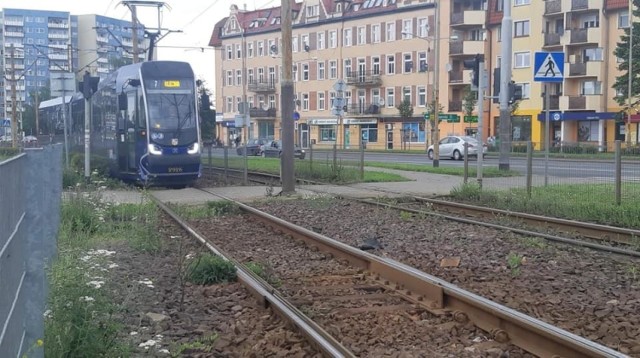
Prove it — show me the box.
[3,0,278,92]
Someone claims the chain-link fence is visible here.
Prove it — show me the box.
[0,145,62,358]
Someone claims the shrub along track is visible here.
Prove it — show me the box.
[158,189,629,357]
[234,195,639,356]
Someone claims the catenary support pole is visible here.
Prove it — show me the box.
[280,0,296,194]
[498,0,513,171]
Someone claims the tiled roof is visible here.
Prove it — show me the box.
[208,18,227,47]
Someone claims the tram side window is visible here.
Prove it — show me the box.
[138,95,147,129]
[127,93,137,128]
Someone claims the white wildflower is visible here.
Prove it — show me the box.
[87,280,104,289]
[108,263,119,269]
[129,331,139,336]
[138,339,158,349]
[159,349,170,354]
[80,296,95,302]
[43,310,52,319]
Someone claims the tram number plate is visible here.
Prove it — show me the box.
[168,167,183,173]
[164,80,180,88]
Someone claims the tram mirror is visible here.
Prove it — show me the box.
[118,92,128,111]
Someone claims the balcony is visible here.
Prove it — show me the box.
[544,0,562,15]
[4,19,24,26]
[48,22,69,29]
[97,36,109,43]
[543,33,562,48]
[449,40,484,57]
[542,95,560,111]
[4,31,24,37]
[48,32,69,39]
[249,107,276,118]
[567,61,600,78]
[560,95,601,111]
[345,103,381,116]
[345,70,382,87]
[568,28,599,46]
[449,100,463,112]
[49,53,68,60]
[448,69,472,85]
[450,10,485,28]
[248,80,277,93]
[570,0,602,12]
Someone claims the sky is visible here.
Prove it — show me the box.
[3,0,279,90]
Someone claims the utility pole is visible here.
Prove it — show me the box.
[280,0,296,194]
[35,59,40,136]
[628,0,634,146]
[131,5,139,63]
[498,0,513,171]
[9,44,18,148]
[241,28,248,186]
[476,58,485,188]
[432,0,441,167]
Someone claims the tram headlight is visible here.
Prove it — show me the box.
[148,143,163,155]
[187,142,200,155]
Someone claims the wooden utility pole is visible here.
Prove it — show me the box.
[9,44,18,148]
[280,0,295,194]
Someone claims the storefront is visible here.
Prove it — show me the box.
[536,111,618,150]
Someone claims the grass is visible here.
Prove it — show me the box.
[357,160,520,178]
[169,201,240,220]
[185,254,237,285]
[506,252,524,276]
[46,191,163,357]
[450,182,640,228]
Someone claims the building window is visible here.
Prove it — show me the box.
[258,41,264,56]
[269,95,276,108]
[257,68,265,82]
[318,92,325,110]
[386,87,395,108]
[581,80,602,95]
[402,123,424,143]
[344,28,352,47]
[247,42,254,57]
[248,69,254,83]
[514,0,530,5]
[582,14,600,28]
[578,121,598,142]
[320,125,336,141]
[317,31,325,50]
[357,26,366,45]
[373,57,381,75]
[418,52,427,72]
[619,10,630,29]
[417,86,426,106]
[302,93,309,111]
[372,24,381,43]
[386,22,395,41]
[514,52,531,68]
[306,4,319,17]
[236,70,242,86]
[292,36,299,52]
[329,30,337,48]
[226,97,233,113]
[302,63,310,81]
[318,62,325,80]
[344,58,352,77]
[511,116,531,141]
[387,55,395,75]
[404,53,413,73]
[226,71,233,86]
[226,45,233,60]
[517,82,531,99]
[497,27,502,42]
[236,43,242,58]
[418,18,429,38]
[302,34,309,51]
[372,89,381,106]
[402,19,413,39]
[583,48,603,61]
[361,124,378,143]
[514,20,529,37]
[329,61,337,79]
[402,86,411,103]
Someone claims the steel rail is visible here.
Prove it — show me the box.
[195,189,627,358]
[356,199,640,258]
[417,197,640,246]
[150,195,354,358]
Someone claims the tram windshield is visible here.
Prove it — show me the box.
[144,79,196,132]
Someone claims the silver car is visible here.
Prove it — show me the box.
[427,135,486,160]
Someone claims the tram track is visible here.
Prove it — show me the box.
[150,188,628,357]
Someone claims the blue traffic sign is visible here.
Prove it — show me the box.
[534,52,564,82]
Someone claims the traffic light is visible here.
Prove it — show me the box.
[508,81,523,104]
[79,71,99,100]
[463,54,484,88]
[200,93,211,111]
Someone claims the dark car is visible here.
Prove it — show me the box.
[262,140,306,159]
[236,138,268,156]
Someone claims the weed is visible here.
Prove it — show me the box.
[506,252,524,276]
[630,235,640,252]
[399,211,413,221]
[627,265,639,282]
[171,333,218,357]
[205,200,240,215]
[185,254,237,285]
[245,261,281,287]
[521,236,547,249]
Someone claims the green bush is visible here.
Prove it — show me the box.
[185,254,237,285]
[61,195,101,234]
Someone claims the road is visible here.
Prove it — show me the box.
[204,147,640,180]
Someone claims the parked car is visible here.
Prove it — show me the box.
[236,138,268,156]
[427,135,486,160]
[262,140,306,159]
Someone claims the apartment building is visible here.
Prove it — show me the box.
[77,15,147,80]
[486,0,633,149]
[1,8,144,125]
[210,0,634,150]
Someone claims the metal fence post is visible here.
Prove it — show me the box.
[223,147,229,184]
[360,140,365,180]
[309,141,313,174]
[615,140,621,205]
[463,143,469,184]
[526,141,533,198]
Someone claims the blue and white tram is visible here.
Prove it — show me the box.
[94,61,201,186]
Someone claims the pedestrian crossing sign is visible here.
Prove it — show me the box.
[534,52,564,82]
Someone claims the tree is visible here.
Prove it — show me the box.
[21,85,52,135]
[613,2,640,108]
[462,85,477,117]
[396,98,414,118]
[197,79,216,143]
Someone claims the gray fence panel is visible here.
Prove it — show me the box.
[0,144,62,358]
